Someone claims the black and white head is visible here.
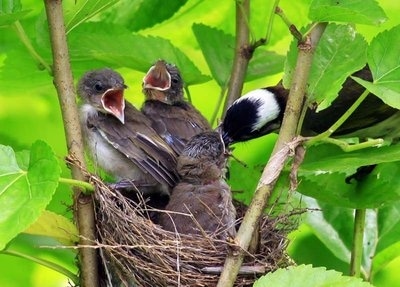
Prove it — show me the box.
[142,59,184,104]
[219,87,287,146]
[77,68,127,123]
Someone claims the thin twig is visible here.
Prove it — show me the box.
[221,0,250,119]
[216,23,328,287]
[43,1,98,286]
[350,208,366,277]
[12,21,52,74]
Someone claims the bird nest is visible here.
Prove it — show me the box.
[69,157,297,287]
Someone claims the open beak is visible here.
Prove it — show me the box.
[101,88,125,124]
[143,60,171,91]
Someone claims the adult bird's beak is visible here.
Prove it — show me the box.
[143,60,171,91]
[101,88,126,124]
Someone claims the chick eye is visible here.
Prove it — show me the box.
[171,77,180,84]
[94,82,103,92]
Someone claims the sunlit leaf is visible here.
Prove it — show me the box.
[192,23,233,88]
[284,24,367,110]
[69,22,210,85]
[309,0,387,25]
[353,25,400,109]
[254,264,373,287]
[245,49,285,82]
[65,0,119,33]
[0,10,30,26]
[0,0,22,13]
[193,23,284,88]
[102,0,188,32]
[0,141,60,250]
[25,210,78,246]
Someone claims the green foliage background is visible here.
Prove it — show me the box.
[1,0,400,286]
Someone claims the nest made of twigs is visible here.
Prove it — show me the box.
[85,169,297,287]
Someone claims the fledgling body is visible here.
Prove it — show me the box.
[158,132,236,239]
[142,60,211,155]
[77,68,179,198]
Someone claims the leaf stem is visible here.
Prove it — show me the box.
[306,89,370,146]
[211,86,228,126]
[2,249,79,284]
[12,21,52,74]
[275,6,303,42]
[59,177,94,193]
[350,208,366,277]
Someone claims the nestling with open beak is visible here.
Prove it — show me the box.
[158,131,236,239]
[142,60,212,155]
[77,68,179,199]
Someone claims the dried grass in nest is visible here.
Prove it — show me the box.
[67,156,296,287]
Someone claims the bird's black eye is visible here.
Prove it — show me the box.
[94,82,103,92]
[171,76,180,84]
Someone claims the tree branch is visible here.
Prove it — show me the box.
[43,1,98,286]
[221,0,250,119]
[216,22,327,287]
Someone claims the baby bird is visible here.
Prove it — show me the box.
[142,59,211,155]
[77,68,179,198]
[158,131,236,239]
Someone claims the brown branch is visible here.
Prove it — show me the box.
[216,22,327,287]
[43,1,98,286]
[221,0,251,119]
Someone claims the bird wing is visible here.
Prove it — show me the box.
[87,102,179,187]
[142,100,211,154]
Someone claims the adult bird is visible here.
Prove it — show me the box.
[142,59,211,155]
[219,66,400,145]
[77,68,179,200]
[158,131,236,239]
[218,66,400,183]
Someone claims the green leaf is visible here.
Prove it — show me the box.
[65,0,119,33]
[353,25,400,109]
[0,141,60,250]
[0,10,30,26]
[0,0,22,13]
[193,23,284,88]
[102,0,188,32]
[254,264,373,287]
[303,198,379,272]
[245,49,285,82]
[371,201,400,275]
[69,22,210,86]
[309,0,387,25]
[192,23,233,88]
[295,142,400,210]
[24,210,78,246]
[284,24,367,110]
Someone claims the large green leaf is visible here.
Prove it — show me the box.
[372,201,400,275]
[303,197,379,274]
[297,144,400,208]
[193,23,285,88]
[69,22,210,86]
[309,0,387,25]
[0,10,30,26]
[304,197,400,277]
[284,24,367,110]
[192,23,233,88]
[24,210,78,246]
[0,141,60,250]
[353,25,400,109]
[102,0,188,32]
[254,264,373,287]
[65,0,119,34]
